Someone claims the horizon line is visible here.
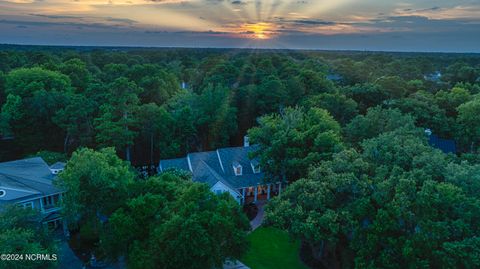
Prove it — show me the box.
[1,43,479,55]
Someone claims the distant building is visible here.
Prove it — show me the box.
[424,71,442,82]
[0,157,65,231]
[159,137,283,204]
[49,162,66,175]
[327,73,343,82]
[425,129,456,154]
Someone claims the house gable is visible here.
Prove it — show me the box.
[210,181,241,203]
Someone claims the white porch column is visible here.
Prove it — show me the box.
[254,186,258,203]
[267,184,271,200]
[39,197,44,212]
[242,188,246,205]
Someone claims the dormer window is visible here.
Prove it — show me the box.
[233,162,242,176]
[251,161,261,174]
[0,189,6,198]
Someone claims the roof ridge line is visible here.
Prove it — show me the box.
[216,149,225,173]
[0,173,43,194]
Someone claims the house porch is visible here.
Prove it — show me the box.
[239,182,284,205]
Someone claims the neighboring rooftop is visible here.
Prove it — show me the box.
[425,129,456,154]
[0,157,62,204]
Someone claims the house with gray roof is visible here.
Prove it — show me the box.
[159,138,283,204]
[0,157,65,230]
[50,161,66,175]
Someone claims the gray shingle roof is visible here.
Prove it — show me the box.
[217,146,259,176]
[159,157,189,171]
[159,146,264,191]
[189,151,224,174]
[0,157,62,204]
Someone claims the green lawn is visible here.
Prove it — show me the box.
[242,227,308,269]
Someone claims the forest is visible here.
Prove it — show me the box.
[1,46,480,269]
[1,46,480,165]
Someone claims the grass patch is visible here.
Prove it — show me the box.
[242,227,308,269]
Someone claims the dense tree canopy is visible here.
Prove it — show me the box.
[457,97,480,152]
[344,106,417,146]
[248,107,342,182]
[101,171,250,269]
[56,147,135,224]
[1,48,479,164]
[266,129,480,268]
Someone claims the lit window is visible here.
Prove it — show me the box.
[233,163,242,176]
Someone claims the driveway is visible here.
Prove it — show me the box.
[250,201,265,231]
[58,240,84,269]
[224,260,250,269]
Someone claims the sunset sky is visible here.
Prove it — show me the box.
[1,0,479,52]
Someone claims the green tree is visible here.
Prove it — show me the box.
[136,103,175,163]
[345,106,416,146]
[266,130,480,269]
[4,67,71,97]
[164,92,198,155]
[101,172,250,269]
[253,75,287,115]
[53,93,96,152]
[343,83,387,113]
[374,75,408,99]
[165,85,237,151]
[59,58,91,92]
[435,86,472,117]
[393,91,452,137]
[304,92,359,125]
[94,77,141,161]
[265,149,370,269]
[0,71,5,104]
[457,97,480,152]
[443,62,479,85]
[1,67,72,152]
[56,147,135,225]
[196,84,237,149]
[296,69,333,96]
[0,206,57,269]
[127,64,180,105]
[248,107,342,182]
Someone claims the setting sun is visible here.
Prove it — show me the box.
[242,22,275,40]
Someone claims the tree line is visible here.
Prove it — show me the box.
[1,48,480,164]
